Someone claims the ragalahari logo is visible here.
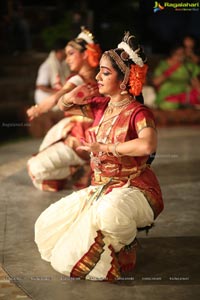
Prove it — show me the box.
[153,1,199,12]
[154,1,165,12]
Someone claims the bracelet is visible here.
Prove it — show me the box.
[33,104,39,117]
[61,96,74,108]
[111,142,123,157]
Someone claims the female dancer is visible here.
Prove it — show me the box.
[27,27,102,191]
[35,31,164,281]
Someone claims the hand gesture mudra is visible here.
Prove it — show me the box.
[77,130,102,154]
[70,83,99,105]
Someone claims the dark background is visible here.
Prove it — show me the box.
[1,0,200,55]
[0,0,200,141]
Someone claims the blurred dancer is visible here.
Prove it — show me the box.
[27,27,102,191]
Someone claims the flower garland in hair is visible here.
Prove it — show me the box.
[86,44,102,67]
[117,41,144,67]
[129,64,148,96]
[77,26,94,44]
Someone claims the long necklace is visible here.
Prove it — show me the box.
[97,97,135,141]
[90,98,134,172]
[90,115,118,172]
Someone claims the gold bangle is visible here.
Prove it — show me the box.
[112,142,122,157]
[61,96,74,108]
[34,104,39,116]
[105,143,113,156]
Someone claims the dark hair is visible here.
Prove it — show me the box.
[107,49,126,81]
[71,38,88,52]
[128,35,147,64]
[67,26,99,53]
[135,93,144,104]
[107,34,147,77]
[101,31,148,104]
[104,33,147,105]
[74,36,99,52]
[104,52,145,104]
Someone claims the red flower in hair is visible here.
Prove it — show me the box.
[86,44,102,68]
[129,64,148,96]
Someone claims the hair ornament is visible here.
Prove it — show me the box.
[106,31,148,95]
[124,31,135,44]
[77,26,94,44]
[106,50,127,74]
[105,49,130,90]
[120,51,129,61]
[86,43,102,67]
[68,26,101,67]
[117,41,144,67]
[129,64,148,96]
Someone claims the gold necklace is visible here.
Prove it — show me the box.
[107,97,133,114]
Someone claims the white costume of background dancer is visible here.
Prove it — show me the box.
[28,75,92,191]
[27,27,102,192]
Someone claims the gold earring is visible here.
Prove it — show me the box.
[120,90,128,95]
[120,82,128,95]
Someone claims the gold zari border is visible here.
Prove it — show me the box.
[70,231,105,279]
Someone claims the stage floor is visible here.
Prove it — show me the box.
[0,126,200,300]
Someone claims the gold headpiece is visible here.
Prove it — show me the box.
[118,31,146,67]
[105,31,148,95]
[77,26,94,44]
[105,49,130,90]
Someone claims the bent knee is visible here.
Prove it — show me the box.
[27,156,45,179]
[96,201,134,232]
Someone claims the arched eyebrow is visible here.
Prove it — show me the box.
[100,66,112,72]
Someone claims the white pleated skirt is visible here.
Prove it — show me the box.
[35,185,154,280]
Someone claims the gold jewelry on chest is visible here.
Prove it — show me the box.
[106,97,133,114]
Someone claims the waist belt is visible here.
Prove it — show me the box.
[93,165,147,185]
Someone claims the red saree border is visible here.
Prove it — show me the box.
[106,245,121,281]
[70,230,105,279]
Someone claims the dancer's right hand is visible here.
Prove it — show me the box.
[26,104,40,121]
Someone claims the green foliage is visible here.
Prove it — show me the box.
[41,12,71,50]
